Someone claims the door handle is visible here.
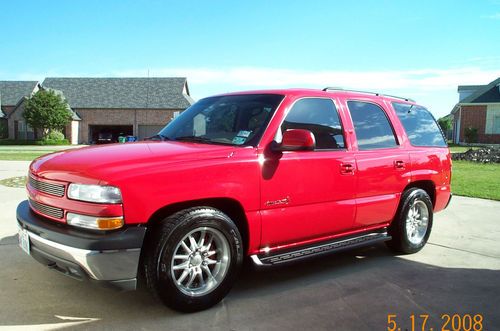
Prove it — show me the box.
[394,160,406,170]
[340,163,355,175]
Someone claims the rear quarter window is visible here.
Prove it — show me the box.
[393,102,447,147]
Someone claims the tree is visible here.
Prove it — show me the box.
[23,89,72,139]
[437,115,452,134]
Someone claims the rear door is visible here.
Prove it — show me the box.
[344,99,411,227]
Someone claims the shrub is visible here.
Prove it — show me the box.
[464,127,478,144]
[45,130,65,141]
[0,139,70,146]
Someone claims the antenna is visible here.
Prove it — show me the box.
[146,69,150,108]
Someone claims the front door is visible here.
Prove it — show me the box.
[260,97,357,248]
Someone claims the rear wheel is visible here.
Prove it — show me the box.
[144,207,243,312]
[387,188,433,254]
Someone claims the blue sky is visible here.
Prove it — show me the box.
[1,0,500,117]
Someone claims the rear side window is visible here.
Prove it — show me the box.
[280,98,345,149]
[393,102,447,147]
[347,101,398,150]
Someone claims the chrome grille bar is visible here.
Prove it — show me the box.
[29,176,65,197]
[29,199,64,219]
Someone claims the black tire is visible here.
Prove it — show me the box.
[386,188,433,254]
[144,207,243,312]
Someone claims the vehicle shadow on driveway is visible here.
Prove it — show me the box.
[1,242,498,331]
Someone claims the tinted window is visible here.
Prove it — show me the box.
[347,101,398,150]
[280,98,345,149]
[159,94,284,146]
[393,102,447,147]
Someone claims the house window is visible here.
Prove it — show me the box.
[18,120,27,140]
[485,105,500,134]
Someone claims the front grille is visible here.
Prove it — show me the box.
[29,176,65,197]
[29,199,64,219]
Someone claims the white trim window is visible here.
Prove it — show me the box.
[485,105,500,134]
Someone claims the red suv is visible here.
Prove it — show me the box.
[17,88,452,312]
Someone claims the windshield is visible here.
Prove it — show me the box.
[158,94,284,146]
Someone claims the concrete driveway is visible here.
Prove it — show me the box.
[0,160,499,330]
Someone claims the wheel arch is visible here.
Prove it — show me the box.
[144,198,250,253]
[403,180,435,207]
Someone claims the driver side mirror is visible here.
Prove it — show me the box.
[273,129,316,151]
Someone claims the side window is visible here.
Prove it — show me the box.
[393,102,447,147]
[347,101,398,150]
[280,98,345,149]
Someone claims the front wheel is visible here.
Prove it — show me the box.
[144,207,243,312]
[387,188,433,254]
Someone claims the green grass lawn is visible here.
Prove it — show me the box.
[0,145,82,160]
[449,146,477,153]
[452,161,500,201]
[0,151,51,161]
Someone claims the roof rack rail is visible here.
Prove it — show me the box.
[321,87,415,103]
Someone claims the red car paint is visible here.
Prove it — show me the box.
[28,89,452,256]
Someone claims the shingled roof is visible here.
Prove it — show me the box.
[459,77,500,104]
[41,77,193,109]
[0,81,39,106]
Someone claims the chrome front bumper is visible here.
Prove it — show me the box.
[17,200,146,291]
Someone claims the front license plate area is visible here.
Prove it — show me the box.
[18,228,30,255]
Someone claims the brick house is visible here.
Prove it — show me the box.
[1,77,193,144]
[451,77,500,144]
[0,81,40,139]
[42,77,194,144]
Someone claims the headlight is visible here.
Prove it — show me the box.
[67,184,122,203]
[67,213,124,230]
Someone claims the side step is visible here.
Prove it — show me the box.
[251,229,390,266]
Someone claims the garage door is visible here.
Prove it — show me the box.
[138,125,165,140]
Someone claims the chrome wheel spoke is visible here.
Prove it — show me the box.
[205,258,218,265]
[170,226,230,297]
[189,235,198,252]
[405,199,430,245]
[177,269,190,284]
[202,265,217,283]
[185,269,197,288]
[203,235,214,251]
[197,268,205,286]
[172,261,189,271]
[206,250,217,257]
[198,230,206,248]
[181,241,192,254]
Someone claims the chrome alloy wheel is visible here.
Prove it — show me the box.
[405,200,429,245]
[170,227,230,297]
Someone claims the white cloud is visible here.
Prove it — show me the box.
[482,12,500,19]
[12,66,500,93]
[116,66,500,92]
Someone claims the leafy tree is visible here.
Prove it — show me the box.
[437,116,452,133]
[23,89,72,138]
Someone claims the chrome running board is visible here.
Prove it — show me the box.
[251,229,390,266]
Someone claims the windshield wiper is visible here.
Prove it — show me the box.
[174,136,216,144]
[146,133,170,141]
[174,136,234,146]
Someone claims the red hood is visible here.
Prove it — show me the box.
[30,141,240,184]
